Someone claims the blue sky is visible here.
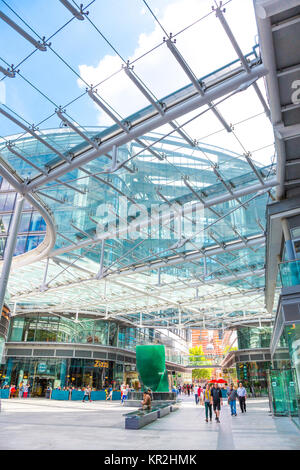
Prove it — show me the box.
[0,0,163,135]
[0,0,275,167]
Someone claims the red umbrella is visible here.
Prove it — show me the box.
[217,379,227,384]
[209,379,217,383]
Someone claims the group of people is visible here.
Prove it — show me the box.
[196,382,247,423]
[8,383,30,398]
[177,384,194,396]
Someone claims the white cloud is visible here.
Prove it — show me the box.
[77,0,274,166]
[0,82,6,105]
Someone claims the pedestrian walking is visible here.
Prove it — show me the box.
[204,384,212,422]
[23,384,28,398]
[211,382,223,423]
[82,385,92,402]
[228,384,237,416]
[194,384,199,405]
[237,382,247,413]
[18,383,24,398]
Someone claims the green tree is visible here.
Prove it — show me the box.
[224,345,238,355]
[189,345,213,380]
[192,368,212,380]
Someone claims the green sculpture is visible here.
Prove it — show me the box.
[136,344,170,392]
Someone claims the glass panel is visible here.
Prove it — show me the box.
[279,260,300,287]
[9,317,25,342]
[14,236,27,256]
[269,370,288,416]
[108,322,118,347]
[29,213,47,232]
[0,214,11,233]
[19,212,32,233]
[0,193,15,211]
[237,327,272,349]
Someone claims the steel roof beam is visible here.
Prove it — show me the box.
[56,109,99,149]
[0,64,16,78]
[215,5,270,118]
[124,65,196,147]
[0,10,47,51]
[49,176,276,258]
[6,142,87,195]
[0,106,71,165]
[24,63,268,192]
[166,38,232,132]
[59,0,85,20]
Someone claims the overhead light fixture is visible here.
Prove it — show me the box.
[0,10,47,51]
[59,0,85,20]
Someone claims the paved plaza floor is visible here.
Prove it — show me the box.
[0,395,299,450]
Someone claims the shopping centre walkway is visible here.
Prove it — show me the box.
[0,395,299,450]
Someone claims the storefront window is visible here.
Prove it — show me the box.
[94,320,108,345]
[237,326,272,350]
[108,322,118,347]
[236,361,270,396]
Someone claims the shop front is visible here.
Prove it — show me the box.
[0,356,123,396]
[124,364,140,390]
[236,361,270,397]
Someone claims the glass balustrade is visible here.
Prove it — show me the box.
[279,260,300,288]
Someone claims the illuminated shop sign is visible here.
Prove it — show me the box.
[94,360,108,368]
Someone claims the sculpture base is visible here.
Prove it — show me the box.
[124,391,177,407]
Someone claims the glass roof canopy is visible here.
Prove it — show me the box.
[0,0,278,329]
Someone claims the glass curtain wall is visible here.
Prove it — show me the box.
[8,315,183,363]
[270,323,300,428]
[0,176,46,259]
[237,326,272,350]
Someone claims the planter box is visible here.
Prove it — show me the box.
[124,409,158,429]
[112,391,121,400]
[0,389,10,399]
[51,390,70,400]
[91,391,106,400]
[71,390,85,401]
[157,405,171,418]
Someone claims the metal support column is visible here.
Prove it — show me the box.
[0,196,24,314]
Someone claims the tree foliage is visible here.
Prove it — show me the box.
[192,368,212,380]
[189,345,213,380]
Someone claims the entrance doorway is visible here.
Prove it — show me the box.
[31,377,53,397]
[267,368,300,428]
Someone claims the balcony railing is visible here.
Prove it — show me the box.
[278,260,300,288]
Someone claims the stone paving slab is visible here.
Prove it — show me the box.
[0,396,299,450]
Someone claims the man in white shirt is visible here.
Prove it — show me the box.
[237,382,247,413]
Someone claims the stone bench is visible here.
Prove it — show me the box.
[156,403,171,418]
[124,402,174,428]
[124,408,159,429]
